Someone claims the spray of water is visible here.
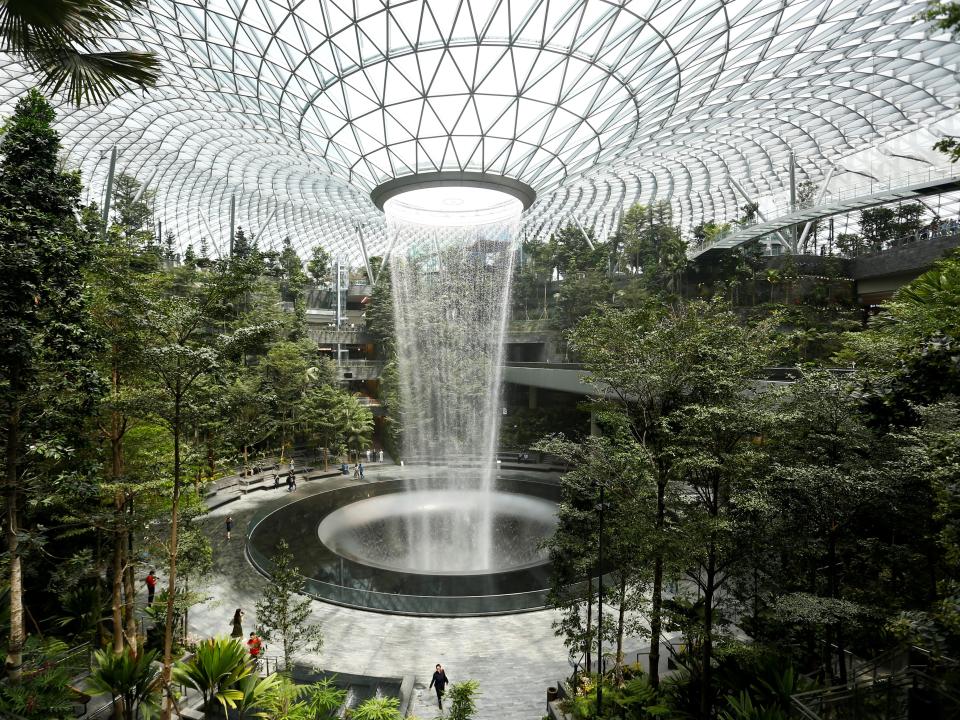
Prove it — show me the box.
[386,204,520,572]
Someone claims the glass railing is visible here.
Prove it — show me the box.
[244,475,562,616]
[245,522,551,615]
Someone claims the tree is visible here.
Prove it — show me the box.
[233,226,255,258]
[88,226,156,654]
[223,368,278,471]
[835,232,863,257]
[341,394,374,460]
[307,245,332,284]
[278,237,307,331]
[447,680,480,720]
[859,207,897,253]
[0,0,160,105]
[258,340,315,449]
[750,369,945,683]
[536,433,652,677]
[88,648,161,720]
[543,223,608,278]
[110,173,155,239]
[139,256,262,719]
[568,300,782,702]
[614,202,687,294]
[173,637,251,715]
[0,89,100,682]
[255,539,323,670]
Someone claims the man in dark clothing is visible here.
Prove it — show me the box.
[429,664,449,709]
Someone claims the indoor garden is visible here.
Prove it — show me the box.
[1,1,960,719]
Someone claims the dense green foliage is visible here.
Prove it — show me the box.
[544,251,960,718]
[0,91,372,718]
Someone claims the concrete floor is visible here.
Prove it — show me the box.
[189,465,588,719]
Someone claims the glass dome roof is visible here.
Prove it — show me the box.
[1,0,959,259]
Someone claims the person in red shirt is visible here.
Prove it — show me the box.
[144,570,157,605]
[247,632,263,667]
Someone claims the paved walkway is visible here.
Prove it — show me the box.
[188,464,599,719]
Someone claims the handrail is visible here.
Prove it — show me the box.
[691,164,960,256]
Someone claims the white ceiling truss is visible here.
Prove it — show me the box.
[1,0,960,260]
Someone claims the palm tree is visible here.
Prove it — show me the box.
[343,397,374,461]
[0,0,160,104]
[87,647,161,720]
[173,637,252,715]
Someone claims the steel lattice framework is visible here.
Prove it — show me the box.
[1,0,959,259]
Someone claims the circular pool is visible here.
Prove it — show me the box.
[246,473,560,616]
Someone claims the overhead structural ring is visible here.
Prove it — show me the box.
[370,171,537,212]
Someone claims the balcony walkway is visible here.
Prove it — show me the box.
[689,165,960,260]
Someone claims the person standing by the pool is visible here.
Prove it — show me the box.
[358,462,364,480]
[429,664,449,709]
[230,608,244,638]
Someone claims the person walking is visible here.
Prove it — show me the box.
[225,516,234,541]
[353,463,360,480]
[273,472,279,489]
[429,664,449,710]
[378,449,384,463]
[230,608,244,638]
[144,569,157,605]
[247,631,263,668]
[358,462,364,480]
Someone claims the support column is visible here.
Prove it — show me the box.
[228,194,236,256]
[355,225,375,285]
[335,258,343,367]
[528,385,538,410]
[590,409,600,437]
[101,147,117,239]
[789,152,798,252]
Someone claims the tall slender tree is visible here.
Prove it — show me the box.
[0,89,100,681]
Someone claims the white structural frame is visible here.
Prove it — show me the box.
[0,0,959,261]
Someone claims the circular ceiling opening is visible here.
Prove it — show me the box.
[384,186,523,227]
[371,171,535,227]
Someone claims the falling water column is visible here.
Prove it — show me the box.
[386,201,520,572]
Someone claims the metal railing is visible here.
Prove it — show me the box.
[692,164,960,255]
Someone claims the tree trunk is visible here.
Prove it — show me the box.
[160,391,182,720]
[111,498,125,654]
[585,576,593,675]
[4,401,23,683]
[616,573,627,666]
[700,542,717,720]
[700,470,721,720]
[828,529,847,685]
[110,404,126,653]
[648,478,667,688]
[123,520,138,652]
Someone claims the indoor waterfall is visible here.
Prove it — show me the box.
[386,196,521,572]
